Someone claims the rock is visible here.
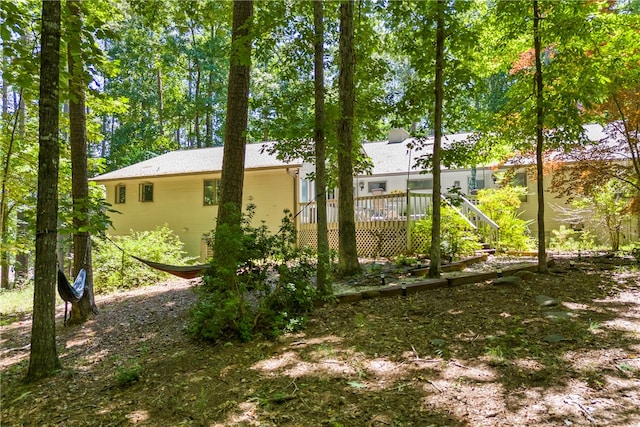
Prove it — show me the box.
[543,334,567,343]
[492,276,522,286]
[543,311,575,321]
[536,295,560,307]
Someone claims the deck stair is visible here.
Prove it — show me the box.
[442,193,500,249]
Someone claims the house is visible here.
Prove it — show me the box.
[92,144,302,260]
[94,124,637,260]
[297,129,511,256]
[298,123,638,254]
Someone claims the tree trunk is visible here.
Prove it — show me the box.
[16,98,29,279]
[67,0,98,324]
[313,0,330,295]
[213,0,253,286]
[429,0,445,278]
[0,75,7,289]
[27,0,62,382]
[337,0,360,277]
[206,67,214,147]
[533,0,548,273]
[1,64,7,115]
[190,26,202,148]
[156,67,164,136]
[0,207,9,289]
[194,65,202,148]
[0,89,21,289]
[16,210,29,279]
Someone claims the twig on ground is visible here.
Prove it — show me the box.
[427,379,444,393]
[564,397,596,424]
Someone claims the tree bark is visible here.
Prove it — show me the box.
[533,0,548,273]
[337,0,360,277]
[16,97,29,279]
[27,0,62,382]
[429,0,445,278]
[213,0,253,285]
[156,67,164,136]
[0,75,7,289]
[0,89,21,289]
[67,0,98,324]
[313,0,330,295]
[194,65,202,148]
[190,26,202,148]
[206,67,214,147]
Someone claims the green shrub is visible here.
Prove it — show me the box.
[93,225,196,292]
[549,225,595,251]
[394,254,418,266]
[413,204,482,260]
[476,186,534,251]
[188,205,317,342]
[114,362,142,387]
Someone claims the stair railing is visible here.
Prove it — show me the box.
[445,194,500,247]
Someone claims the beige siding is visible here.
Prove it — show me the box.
[102,168,296,260]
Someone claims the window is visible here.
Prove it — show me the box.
[139,183,153,202]
[408,179,433,190]
[204,179,221,206]
[513,172,528,201]
[513,172,527,188]
[468,177,485,191]
[368,181,386,192]
[115,184,126,204]
[300,179,315,202]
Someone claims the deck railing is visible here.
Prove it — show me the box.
[296,191,498,257]
[298,192,433,224]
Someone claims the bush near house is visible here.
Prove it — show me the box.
[413,205,482,260]
[93,225,195,292]
[476,186,534,251]
[549,225,596,252]
[188,205,317,343]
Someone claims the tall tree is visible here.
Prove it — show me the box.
[0,90,21,289]
[1,1,40,289]
[489,1,601,272]
[67,0,98,323]
[313,0,330,295]
[336,0,360,276]
[27,0,62,382]
[428,0,445,278]
[388,1,485,276]
[532,0,547,273]
[213,0,254,283]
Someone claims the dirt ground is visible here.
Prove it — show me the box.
[1,255,639,426]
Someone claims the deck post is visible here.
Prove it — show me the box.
[406,191,412,252]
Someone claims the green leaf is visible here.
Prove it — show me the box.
[347,381,367,389]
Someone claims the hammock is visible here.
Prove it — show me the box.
[131,256,209,279]
[57,268,86,326]
[58,268,86,302]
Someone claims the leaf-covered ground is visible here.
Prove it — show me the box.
[2,256,639,426]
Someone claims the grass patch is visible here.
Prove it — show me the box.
[0,284,34,324]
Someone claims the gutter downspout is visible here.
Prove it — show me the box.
[287,168,300,247]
